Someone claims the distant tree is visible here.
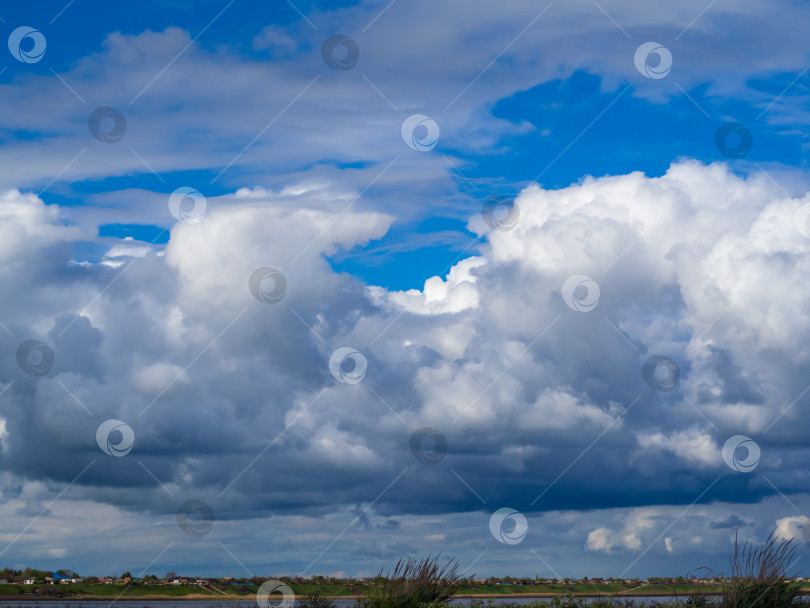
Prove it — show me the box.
[23,567,50,580]
[164,571,177,581]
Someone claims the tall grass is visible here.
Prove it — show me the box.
[354,555,465,608]
[718,533,802,608]
[299,592,338,608]
[456,598,685,608]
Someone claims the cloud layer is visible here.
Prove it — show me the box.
[2,160,810,575]
[3,0,810,579]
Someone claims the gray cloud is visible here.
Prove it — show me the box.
[1,160,809,575]
[2,0,810,578]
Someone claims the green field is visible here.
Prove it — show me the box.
[0,581,808,599]
[0,583,368,598]
[455,583,634,595]
[0,584,235,597]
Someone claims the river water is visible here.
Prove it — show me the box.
[0,598,717,608]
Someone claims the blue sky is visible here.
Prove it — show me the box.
[2,2,806,289]
[6,0,810,291]
[2,0,810,582]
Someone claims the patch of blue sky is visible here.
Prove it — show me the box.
[330,68,810,289]
[329,215,481,290]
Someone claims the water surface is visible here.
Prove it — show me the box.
[0,597,717,608]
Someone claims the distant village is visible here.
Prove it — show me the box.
[0,569,758,589]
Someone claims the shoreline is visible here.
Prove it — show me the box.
[0,591,728,601]
[7,589,810,602]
